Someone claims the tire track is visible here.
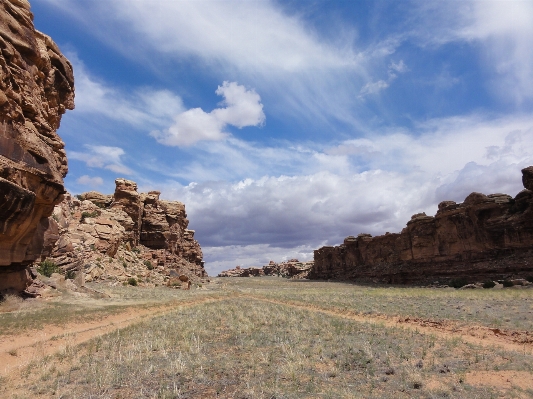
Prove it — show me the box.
[0,294,230,377]
[241,294,533,355]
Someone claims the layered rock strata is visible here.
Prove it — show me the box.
[311,167,533,284]
[219,259,313,279]
[0,0,74,293]
[37,178,207,291]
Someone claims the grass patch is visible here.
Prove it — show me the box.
[17,298,533,398]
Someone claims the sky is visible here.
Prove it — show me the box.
[32,0,533,275]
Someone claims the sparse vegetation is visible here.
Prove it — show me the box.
[144,260,154,270]
[482,280,496,289]
[80,210,99,222]
[449,278,469,288]
[127,277,138,286]
[2,278,532,398]
[502,280,514,287]
[36,259,60,277]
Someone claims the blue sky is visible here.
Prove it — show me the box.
[33,0,533,274]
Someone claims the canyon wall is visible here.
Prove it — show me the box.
[35,178,207,292]
[310,167,533,284]
[219,259,313,279]
[0,0,74,293]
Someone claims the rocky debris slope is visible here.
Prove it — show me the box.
[0,0,74,294]
[218,259,313,279]
[30,178,207,294]
[311,167,533,285]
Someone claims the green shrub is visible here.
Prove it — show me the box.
[482,280,496,289]
[132,247,141,254]
[65,270,76,280]
[449,278,469,288]
[80,210,99,222]
[37,259,60,277]
[502,280,514,287]
[144,260,154,270]
[127,277,138,286]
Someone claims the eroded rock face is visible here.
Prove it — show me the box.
[219,259,313,279]
[0,0,74,293]
[311,167,533,284]
[36,178,207,292]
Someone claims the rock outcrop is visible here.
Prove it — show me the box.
[311,167,533,284]
[0,0,74,294]
[35,178,207,291]
[219,259,313,279]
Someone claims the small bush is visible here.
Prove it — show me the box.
[80,210,99,221]
[75,194,83,200]
[526,276,533,283]
[37,259,60,277]
[144,260,154,270]
[449,278,469,288]
[482,280,496,289]
[502,280,514,287]
[122,261,127,268]
[65,270,76,280]
[132,247,141,254]
[127,277,138,286]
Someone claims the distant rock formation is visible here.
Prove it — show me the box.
[31,178,207,294]
[0,0,74,294]
[218,259,313,279]
[311,167,533,284]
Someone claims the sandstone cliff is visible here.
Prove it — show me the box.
[0,0,74,293]
[219,259,313,279]
[33,178,207,293]
[311,167,533,284]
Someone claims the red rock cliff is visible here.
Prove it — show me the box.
[0,0,74,293]
[310,167,533,284]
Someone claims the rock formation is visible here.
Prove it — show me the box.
[0,0,74,294]
[219,259,313,279]
[311,167,533,284]
[34,178,207,292]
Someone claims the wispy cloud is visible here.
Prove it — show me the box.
[68,53,184,127]
[69,145,133,175]
[76,175,104,188]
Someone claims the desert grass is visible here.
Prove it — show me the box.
[9,298,533,399]
[221,277,533,331]
[0,283,225,337]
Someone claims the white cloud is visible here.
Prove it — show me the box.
[147,112,533,274]
[69,145,133,175]
[151,82,265,146]
[411,1,533,104]
[68,52,184,127]
[359,59,407,97]
[359,80,389,97]
[76,175,104,187]
[42,0,399,129]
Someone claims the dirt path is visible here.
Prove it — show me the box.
[0,295,229,377]
[243,294,533,355]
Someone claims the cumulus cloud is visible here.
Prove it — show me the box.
[76,175,104,187]
[69,145,133,175]
[148,113,533,273]
[151,82,265,146]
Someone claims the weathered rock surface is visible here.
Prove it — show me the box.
[219,259,313,279]
[0,0,74,294]
[310,167,533,285]
[34,178,207,292]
